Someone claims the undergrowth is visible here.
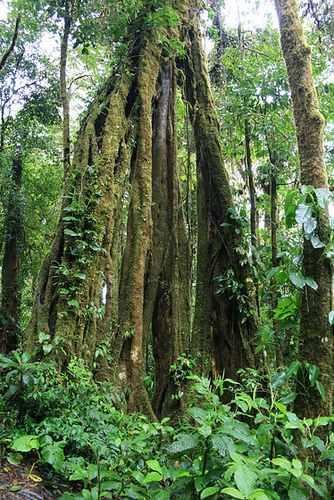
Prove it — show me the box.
[1,352,334,499]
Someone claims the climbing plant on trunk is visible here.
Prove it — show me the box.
[275,0,333,421]
[25,0,260,419]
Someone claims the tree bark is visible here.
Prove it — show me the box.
[0,154,23,352]
[181,0,258,381]
[275,0,332,420]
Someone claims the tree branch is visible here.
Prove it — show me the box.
[0,16,21,72]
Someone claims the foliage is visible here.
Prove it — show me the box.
[1,354,334,499]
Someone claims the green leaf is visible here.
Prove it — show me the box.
[295,204,313,224]
[167,434,199,455]
[6,452,23,465]
[41,443,65,471]
[266,266,280,281]
[12,436,40,452]
[89,242,101,251]
[146,460,162,474]
[64,229,78,237]
[314,188,331,208]
[315,380,326,402]
[249,490,270,500]
[68,300,80,308]
[305,277,318,290]
[272,457,291,471]
[144,471,162,483]
[212,434,235,455]
[201,486,220,499]
[303,217,317,234]
[285,360,301,378]
[199,424,212,437]
[74,272,86,280]
[221,487,245,499]
[270,371,287,388]
[234,465,256,496]
[329,311,334,325]
[286,412,303,429]
[306,363,319,386]
[311,235,325,248]
[289,272,306,289]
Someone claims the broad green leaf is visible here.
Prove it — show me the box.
[303,217,316,234]
[234,464,256,496]
[12,436,40,452]
[314,188,331,208]
[301,185,314,195]
[146,460,162,474]
[42,444,65,471]
[295,204,312,224]
[305,277,318,290]
[306,363,319,386]
[288,487,307,500]
[221,487,245,499]
[6,452,23,465]
[249,490,269,500]
[199,424,212,437]
[167,434,199,455]
[200,486,220,499]
[270,371,287,388]
[286,412,303,429]
[211,434,235,456]
[272,457,291,471]
[311,235,325,248]
[143,471,162,483]
[285,360,301,378]
[292,459,302,470]
[274,402,286,414]
[289,272,306,289]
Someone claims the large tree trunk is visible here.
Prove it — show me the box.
[181,0,258,381]
[275,0,332,420]
[0,155,22,352]
[25,0,260,420]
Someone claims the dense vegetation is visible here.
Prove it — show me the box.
[0,0,334,497]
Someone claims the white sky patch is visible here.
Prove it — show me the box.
[224,0,278,30]
[0,0,7,20]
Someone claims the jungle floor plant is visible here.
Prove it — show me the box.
[1,353,334,499]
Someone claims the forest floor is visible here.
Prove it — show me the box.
[0,458,64,499]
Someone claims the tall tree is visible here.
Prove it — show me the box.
[24,0,260,418]
[275,0,333,419]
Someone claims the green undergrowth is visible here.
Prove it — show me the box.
[1,353,334,499]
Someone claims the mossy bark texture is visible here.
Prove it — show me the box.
[180,0,258,381]
[25,0,261,420]
[275,0,332,419]
[0,155,22,352]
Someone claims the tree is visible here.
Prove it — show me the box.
[24,0,260,419]
[275,0,332,420]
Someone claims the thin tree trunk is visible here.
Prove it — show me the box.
[60,2,71,173]
[0,154,22,352]
[0,16,21,72]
